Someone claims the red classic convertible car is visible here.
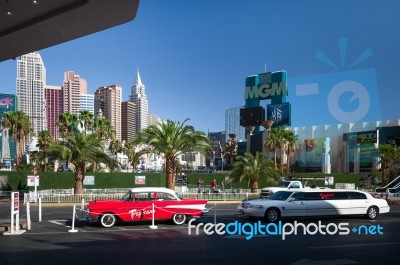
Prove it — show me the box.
[87,187,208,227]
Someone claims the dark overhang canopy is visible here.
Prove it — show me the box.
[0,0,140,62]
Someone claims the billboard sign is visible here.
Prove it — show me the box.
[244,71,287,100]
[240,107,265,126]
[267,103,291,126]
[135,175,146,185]
[84,176,95,185]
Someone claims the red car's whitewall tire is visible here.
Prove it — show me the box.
[100,213,116,228]
[172,213,186,225]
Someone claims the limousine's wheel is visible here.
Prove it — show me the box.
[100,213,116,228]
[366,206,378,220]
[265,208,280,222]
[172,213,186,225]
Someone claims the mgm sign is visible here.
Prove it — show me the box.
[240,71,291,154]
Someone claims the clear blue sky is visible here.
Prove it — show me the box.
[1,0,399,133]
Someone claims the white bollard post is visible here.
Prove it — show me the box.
[214,203,217,225]
[26,202,31,230]
[38,197,42,222]
[68,205,78,233]
[148,202,158,229]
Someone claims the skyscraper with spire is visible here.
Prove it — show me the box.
[16,51,47,133]
[129,69,148,133]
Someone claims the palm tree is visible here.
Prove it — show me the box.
[57,112,79,137]
[109,139,123,155]
[93,116,115,141]
[264,130,278,169]
[229,152,279,193]
[136,119,210,190]
[48,132,117,194]
[284,129,298,173]
[379,144,400,184]
[123,141,149,171]
[36,130,54,172]
[1,111,32,168]
[265,126,287,172]
[78,110,94,133]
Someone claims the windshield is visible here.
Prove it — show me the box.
[175,192,183,200]
[276,181,291,188]
[121,190,132,201]
[268,191,293,201]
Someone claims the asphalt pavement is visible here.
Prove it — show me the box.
[1,200,400,265]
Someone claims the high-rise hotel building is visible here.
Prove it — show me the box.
[63,71,87,114]
[121,101,136,142]
[129,70,148,133]
[45,85,63,140]
[16,52,47,134]
[95,85,122,141]
[225,106,246,142]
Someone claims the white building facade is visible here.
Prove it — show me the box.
[129,70,148,133]
[16,52,47,133]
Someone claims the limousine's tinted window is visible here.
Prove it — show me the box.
[348,192,367,199]
[291,192,305,201]
[305,192,348,200]
[269,191,293,201]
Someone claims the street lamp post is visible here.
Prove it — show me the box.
[221,152,229,173]
[212,150,215,172]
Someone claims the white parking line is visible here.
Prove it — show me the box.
[48,220,69,226]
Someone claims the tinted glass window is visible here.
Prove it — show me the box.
[330,192,348,200]
[304,192,322,200]
[348,192,367,199]
[291,192,305,201]
[305,192,348,200]
[269,191,293,201]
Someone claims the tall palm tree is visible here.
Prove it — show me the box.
[93,116,115,141]
[284,129,298,173]
[109,139,123,155]
[1,111,32,168]
[57,112,79,137]
[48,132,117,194]
[123,141,149,171]
[78,110,94,133]
[229,152,279,193]
[36,130,54,172]
[136,119,211,190]
[379,144,400,184]
[265,126,287,172]
[264,130,278,169]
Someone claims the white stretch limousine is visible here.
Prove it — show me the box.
[238,189,390,222]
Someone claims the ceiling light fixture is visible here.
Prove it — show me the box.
[6,11,13,16]
[32,0,39,4]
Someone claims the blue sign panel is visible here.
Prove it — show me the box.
[267,103,291,126]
